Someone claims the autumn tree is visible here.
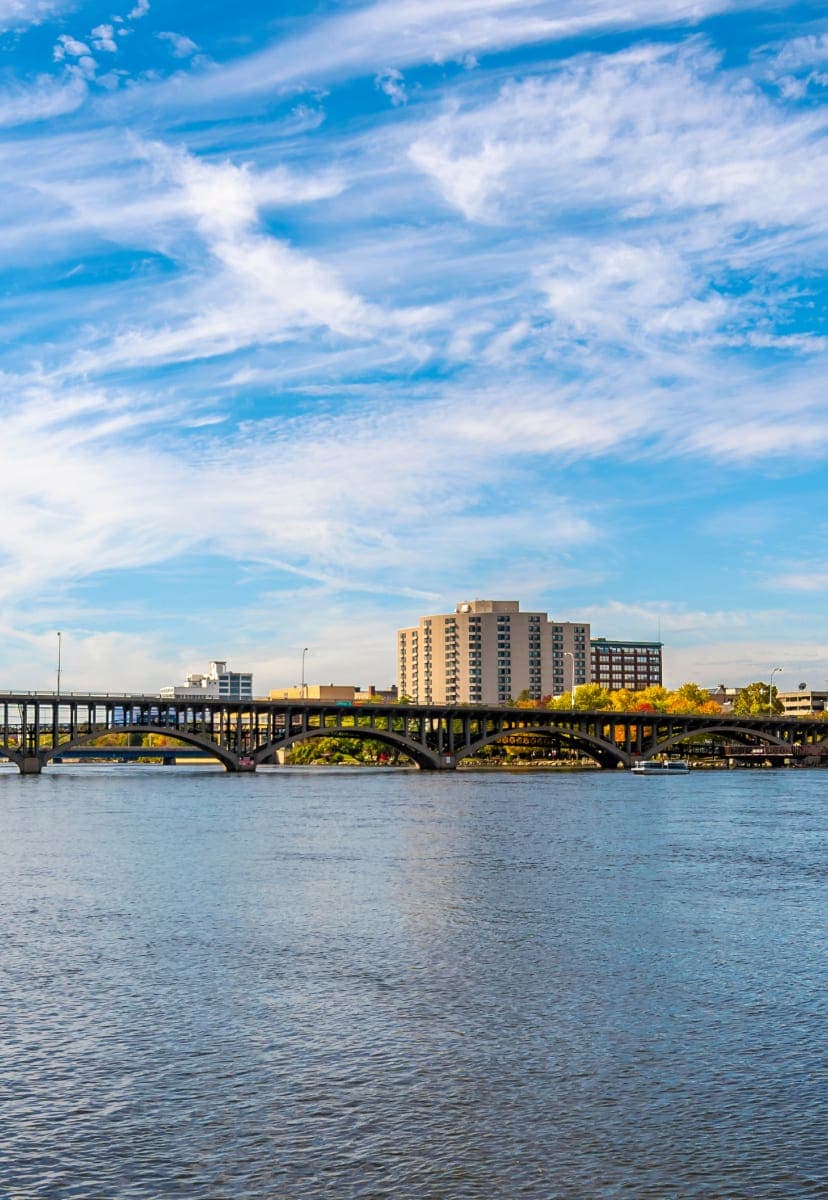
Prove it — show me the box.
[666,682,719,714]
[633,685,670,712]
[573,683,614,711]
[733,681,783,716]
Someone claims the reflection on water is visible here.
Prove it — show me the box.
[0,766,825,1197]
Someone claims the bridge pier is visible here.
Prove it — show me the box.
[229,757,257,773]
[418,755,457,770]
[19,756,43,775]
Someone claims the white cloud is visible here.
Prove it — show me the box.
[758,31,828,99]
[0,7,825,691]
[91,24,118,53]
[582,601,828,689]
[408,41,828,238]
[156,31,199,58]
[54,34,92,61]
[0,75,87,127]
[38,143,439,376]
[375,67,407,105]
[0,0,72,31]
[767,567,828,592]
[151,0,776,108]
[664,642,828,691]
[127,0,149,18]
[0,376,603,621]
[537,241,730,345]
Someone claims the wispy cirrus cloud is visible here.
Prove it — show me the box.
[143,0,785,107]
[0,75,87,127]
[757,29,828,97]
[408,40,828,239]
[0,0,73,30]
[0,0,825,690]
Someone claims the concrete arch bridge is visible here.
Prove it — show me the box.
[1,693,826,774]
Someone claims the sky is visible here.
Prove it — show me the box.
[1,0,827,695]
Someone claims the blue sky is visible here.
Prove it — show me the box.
[1,0,827,694]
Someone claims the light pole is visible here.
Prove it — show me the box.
[56,631,62,700]
[563,650,575,710]
[301,647,309,699]
[769,666,782,716]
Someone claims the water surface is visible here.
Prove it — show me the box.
[1,765,825,1197]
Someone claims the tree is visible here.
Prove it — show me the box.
[634,685,670,713]
[572,683,614,711]
[664,682,716,714]
[733,681,783,716]
[672,682,710,710]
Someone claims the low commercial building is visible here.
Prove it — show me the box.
[269,684,356,702]
[777,689,828,716]
[268,684,399,703]
[355,684,398,703]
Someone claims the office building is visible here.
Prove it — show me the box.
[590,638,662,691]
[397,600,591,705]
[777,689,827,716]
[161,659,253,701]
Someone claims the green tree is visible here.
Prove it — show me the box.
[573,683,614,711]
[733,681,783,716]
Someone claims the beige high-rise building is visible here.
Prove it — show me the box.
[397,600,591,705]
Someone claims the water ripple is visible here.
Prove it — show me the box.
[0,767,825,1197]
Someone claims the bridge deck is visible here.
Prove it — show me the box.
[0,693,824,774]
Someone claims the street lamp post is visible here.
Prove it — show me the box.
[56,631,62,700]
[563,651,575,711]
[769,666,782,717]
[301,647,309,700]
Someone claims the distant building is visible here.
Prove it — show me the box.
[355,684,398,703]
[269,683,399,703]
[397,600,591,705]
[777,689,828,716]
[269,684,356,702]
[549,620,591,697]
[590,638,663,691]
[161,659,253,701]
[708,686,739,713]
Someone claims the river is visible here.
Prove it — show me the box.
[0,765,824,1198]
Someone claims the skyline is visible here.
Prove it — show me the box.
[1,0,827,694]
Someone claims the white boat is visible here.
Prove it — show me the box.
[631,759,690,774]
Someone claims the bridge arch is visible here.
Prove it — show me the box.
[0,740,24,771]
[643,723,791,761]
[457,723,627,769]
[41,725,240,772]
[255,724,443,770]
